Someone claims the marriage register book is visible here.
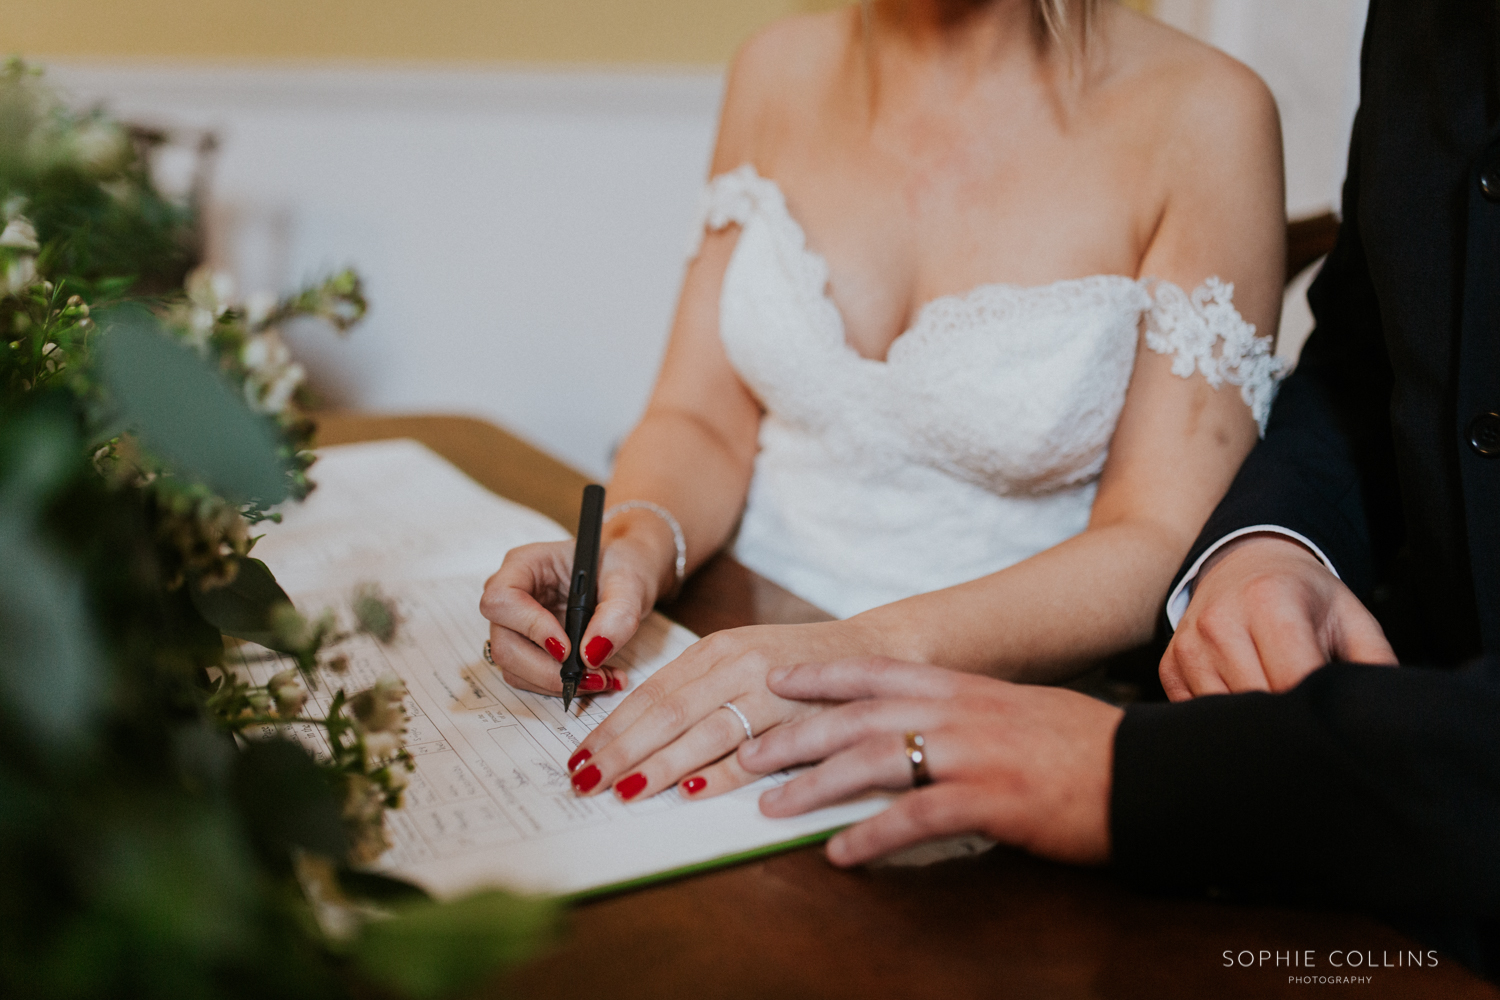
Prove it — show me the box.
[233,439,889,900]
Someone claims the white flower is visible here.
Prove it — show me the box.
[183,306,215,349]
[240,329,306,414]
[240,329,292,375]
[350,671,408,736]
[364,730,401,763]
[268,668,308,716]
[3,255,37,296]
[185,266,235,319]
[71,120,130,176]
[245,291,277,328]
[372,671,408,706]
[0,216,38,252]
[259,362,305,414]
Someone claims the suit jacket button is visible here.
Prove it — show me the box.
[1471,411,1500,457]
[1483,170,1500,202]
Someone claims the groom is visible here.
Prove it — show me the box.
[741,0,1500,974]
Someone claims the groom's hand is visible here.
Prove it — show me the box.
[1160,534,1397,700]
[742,659,1121,867]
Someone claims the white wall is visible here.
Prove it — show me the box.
[52,64,723,479]
[1155,0,1368,217]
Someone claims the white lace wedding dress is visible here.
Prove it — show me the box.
[696,165,1282,619]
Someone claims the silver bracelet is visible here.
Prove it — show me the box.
[603,500,687,590]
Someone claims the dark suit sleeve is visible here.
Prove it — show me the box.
[1111,656,1500,916]
[1170,110,1398,602]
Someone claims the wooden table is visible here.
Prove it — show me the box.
[318,413,1498,1000]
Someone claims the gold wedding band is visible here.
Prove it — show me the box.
[904,731,932,788]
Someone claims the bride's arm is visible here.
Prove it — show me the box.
[864,62,1286,682]
[601,227,762,596]
[479,48,775,692]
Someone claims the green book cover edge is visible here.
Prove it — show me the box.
[560,825,848,903]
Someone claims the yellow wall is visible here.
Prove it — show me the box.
[3,0,843,66]
[4,0,1155,67]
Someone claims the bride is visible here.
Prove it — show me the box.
[482,0,1285,802]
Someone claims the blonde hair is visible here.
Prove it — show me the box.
[1035,0,1098,49]
[860,1,1100,52]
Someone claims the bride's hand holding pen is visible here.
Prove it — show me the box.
[479,501,687,698]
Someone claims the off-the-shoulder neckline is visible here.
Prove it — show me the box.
[706,164,1145,364]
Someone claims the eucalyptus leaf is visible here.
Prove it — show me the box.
[0,403,104,752]
[352,890,557,999]
[0,523,104,752]
[0,399,80,516]
[96,305,290,506]
[190,557,294,651]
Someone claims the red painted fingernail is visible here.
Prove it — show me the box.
[545,637,566,662]
[681,776,707,795]
[609,673,626,691]
[615,772,647,800]
[571,765,601,793]
[585,636,613,667]
[582,672,606,692]
[567,748,591,772]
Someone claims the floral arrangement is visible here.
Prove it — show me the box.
[0,60,552,1000]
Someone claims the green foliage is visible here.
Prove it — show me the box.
[0,58,194,292]
[189,556,295,651]
[0,61,556,1000]
[0,386,329,1000]
[353,891,557,999]
[233,739,349,860]
[97,305,292,506]
[0,399,105,754]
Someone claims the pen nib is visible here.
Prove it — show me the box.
[562,681,577,712]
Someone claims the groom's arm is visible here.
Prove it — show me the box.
[1111,655,1500,917]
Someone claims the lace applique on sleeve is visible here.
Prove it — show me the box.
[688,164,781,258]
[1144,277,1285,435]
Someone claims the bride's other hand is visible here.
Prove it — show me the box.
[562,620,884,801]
[744,659,1122,867]
[480,519,671,696]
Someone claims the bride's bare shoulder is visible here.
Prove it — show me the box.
[1098,2,1284,217]
[1097,6,1282,192]
[710,10,855,172]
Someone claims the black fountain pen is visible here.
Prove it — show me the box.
[560,484,606,711]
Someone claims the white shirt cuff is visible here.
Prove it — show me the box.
[1165,525,1341,630]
